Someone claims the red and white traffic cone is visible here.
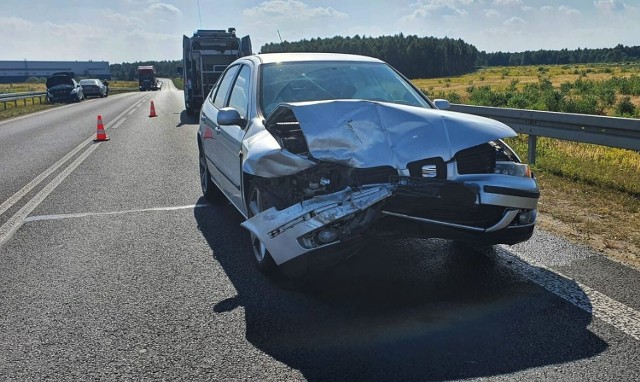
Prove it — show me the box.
[149,100,157,117]
[93,115,110,142]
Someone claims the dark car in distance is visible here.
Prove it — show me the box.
[79,79,108,98]
[46,72,84,103]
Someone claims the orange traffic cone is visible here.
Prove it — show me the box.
[149,100,157,117]
[93,115,110,142]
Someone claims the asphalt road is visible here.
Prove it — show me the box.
[1,80,639,381]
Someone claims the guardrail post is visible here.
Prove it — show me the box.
[528,135,537,165]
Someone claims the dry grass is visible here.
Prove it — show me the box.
[535,172,640,269]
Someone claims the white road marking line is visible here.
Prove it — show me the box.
[0,135,94,217]
[495,245,640,341]
[111,118,126,129]
[23,204,210,222]
[0,99,141,217]
[127,109,135,116]
[0,144,99,245]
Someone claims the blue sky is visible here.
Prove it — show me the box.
[1,0,638,63]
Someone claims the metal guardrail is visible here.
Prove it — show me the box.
[448,104,640,164]
[2,92,639,163]
[0,91,47,110]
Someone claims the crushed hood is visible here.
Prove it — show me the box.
[46,75,74,89]
[273,100,516,168]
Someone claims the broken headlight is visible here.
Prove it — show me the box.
[494,161,532,177]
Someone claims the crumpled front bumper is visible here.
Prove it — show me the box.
[242,178,538,267]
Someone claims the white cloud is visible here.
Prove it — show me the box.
[492,0,522,5]
[594,0,627,12]
[559,5,581,15]
[403,0,469,20]
[503,16,526,25]
[147,2,182,16]
[484,8,500,17]
[244,0,347,21]
[541,5,554,11]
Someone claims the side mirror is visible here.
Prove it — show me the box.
[217,107,246,128]
[433,99,450,110]
[176,66,183,75]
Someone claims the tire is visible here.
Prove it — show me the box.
[247,184,278,274]
[199,146,223,202]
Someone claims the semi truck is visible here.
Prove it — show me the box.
[178,28,252,114]
[138,65,160,91]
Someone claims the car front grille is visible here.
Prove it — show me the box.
[455,143,495,174]
[384,196,505,228]
[354,166,398,185]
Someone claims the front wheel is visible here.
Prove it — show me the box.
[248,185,278,274]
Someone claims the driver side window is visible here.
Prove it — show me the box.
[212,65,240,109]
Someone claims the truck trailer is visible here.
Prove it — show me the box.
[138,66,159,91]
[179,28,252,114]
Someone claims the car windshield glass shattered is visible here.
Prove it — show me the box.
[260,61,431,116]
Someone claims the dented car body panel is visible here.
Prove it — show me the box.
[243,99,518,177]
[198,53,539,274]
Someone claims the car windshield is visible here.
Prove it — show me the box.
[80,79,98,85]
[260,61,431,116]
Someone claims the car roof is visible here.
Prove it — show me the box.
[252,52,384,65]
[80,79,100,83]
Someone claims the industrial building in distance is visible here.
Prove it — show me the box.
[0,60,111,83]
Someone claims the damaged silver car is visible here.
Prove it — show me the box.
[198,53,539,276]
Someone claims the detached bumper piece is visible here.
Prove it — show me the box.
[241,186,394,265]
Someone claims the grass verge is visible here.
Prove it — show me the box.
[533,170,640,269]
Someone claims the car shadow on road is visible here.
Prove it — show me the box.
[176,110,199,128]
[194,200,607,381]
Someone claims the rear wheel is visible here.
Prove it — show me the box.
[199,146,223,202]
[248,185,278,274]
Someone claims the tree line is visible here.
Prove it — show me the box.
[106,38,640,80]
[479,44,640,67]
[260,34,478,78]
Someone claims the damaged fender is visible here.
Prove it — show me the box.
[241,185,394,265]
